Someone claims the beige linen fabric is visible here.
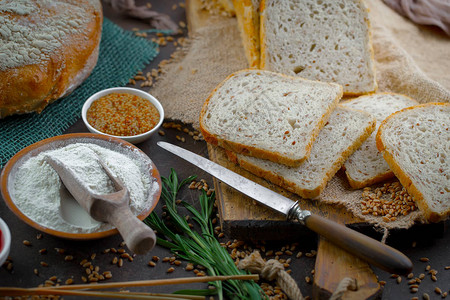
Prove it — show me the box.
[150,0,450,229]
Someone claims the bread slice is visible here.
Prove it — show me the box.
[259,0,377,95]
[341,93,418,189]
[226,106,376,199]
[232,0,261,68]
[376,103,450,222]
[199,69,343,167]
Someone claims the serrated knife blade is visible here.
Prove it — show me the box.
[157,141,413,275]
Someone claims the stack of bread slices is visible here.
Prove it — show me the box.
[200,0,449,223]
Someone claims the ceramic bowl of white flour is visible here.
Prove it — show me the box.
[0,133,162,240]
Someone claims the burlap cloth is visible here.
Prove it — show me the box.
[151,1,449,230]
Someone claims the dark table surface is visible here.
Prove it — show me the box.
[1,1,449,299]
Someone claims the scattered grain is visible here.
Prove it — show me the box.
[44,280,55,286]
[360,182,416,221]
[23,240,32,246]
[55,248,66,254]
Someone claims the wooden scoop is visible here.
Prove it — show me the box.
[45,155,156,254]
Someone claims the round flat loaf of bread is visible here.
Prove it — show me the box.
[0,0,103,118]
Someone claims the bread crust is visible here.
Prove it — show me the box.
[345,170,395,190]
[199,69,343,167]
[225,106,376,199]
[232,0,260,68]
[376,102,450,222]
[0,0,103,118]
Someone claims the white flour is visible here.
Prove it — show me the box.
[11,143,158,233]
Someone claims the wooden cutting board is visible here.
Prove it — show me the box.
[185,1,381,298]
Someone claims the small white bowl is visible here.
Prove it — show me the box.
[82,87,164,144]
[0,217,11,266]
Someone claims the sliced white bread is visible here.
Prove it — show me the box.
[226,106,376,199]
[232,0,261,68]
[199,69,343,167]
[376,103,450,223]
[260,0,377,95]
[341,93,419,189]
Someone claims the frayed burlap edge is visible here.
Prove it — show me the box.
[150,15,248,129]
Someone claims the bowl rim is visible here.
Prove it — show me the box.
[0,133,162,240]
[0,217,11,265]
[81,87,165,140]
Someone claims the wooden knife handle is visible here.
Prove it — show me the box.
[304,214,412,275]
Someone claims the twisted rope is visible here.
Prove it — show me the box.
[329,277,358,300]
[238,251,303,300]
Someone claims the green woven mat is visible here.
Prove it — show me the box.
[0,18,159,168]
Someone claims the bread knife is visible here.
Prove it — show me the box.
[158,141,413,275]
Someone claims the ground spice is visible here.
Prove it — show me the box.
[87,93,160,136]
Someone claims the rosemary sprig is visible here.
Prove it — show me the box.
[144,169,266,300]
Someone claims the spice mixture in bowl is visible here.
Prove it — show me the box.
[0,133,162,240]
[82,87,164,144]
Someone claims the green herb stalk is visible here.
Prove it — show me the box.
[144,169,266,300]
